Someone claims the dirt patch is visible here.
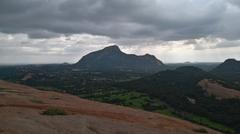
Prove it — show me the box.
[199,79,240,99]
[21,73,33,81]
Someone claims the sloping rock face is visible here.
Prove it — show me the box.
[0,80,222,134]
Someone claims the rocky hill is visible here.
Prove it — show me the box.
[211,59,240,82]
[0,80,221,134]
[75,45,165,73]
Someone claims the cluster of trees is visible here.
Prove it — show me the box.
[120,67,240,133]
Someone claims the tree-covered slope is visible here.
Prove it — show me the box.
[119,66,240,133]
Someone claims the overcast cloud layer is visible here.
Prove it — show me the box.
[0,0,240,64]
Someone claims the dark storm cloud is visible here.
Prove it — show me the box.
[0,0,42,14]
[27,30,61,39]
[0,0,240,41]
[229,0,240,7]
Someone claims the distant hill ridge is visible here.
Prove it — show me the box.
[212,58,240,72]
[75,45,165,73]
[211,58,240,82]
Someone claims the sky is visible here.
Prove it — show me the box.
[0,0,240,64]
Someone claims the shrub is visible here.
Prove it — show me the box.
[30,98,45,104]
[41,108,67,116]
[193,128,208,133]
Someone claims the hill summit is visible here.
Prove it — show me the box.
[211,58,240,81]
[213,58,240,72]
[75,45,165,73]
